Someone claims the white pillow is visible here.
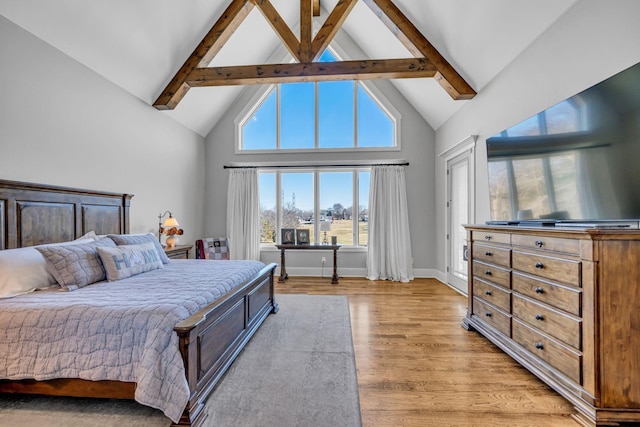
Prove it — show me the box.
[0,238,94,299]
[97,242,164,281]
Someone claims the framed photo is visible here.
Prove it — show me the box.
[281,228,295,245]
[296,229,310,245]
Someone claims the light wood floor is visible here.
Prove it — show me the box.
[275,277,581,427]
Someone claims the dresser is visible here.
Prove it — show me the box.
[463,225,640,427]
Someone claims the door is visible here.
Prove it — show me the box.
[447,151,473,293]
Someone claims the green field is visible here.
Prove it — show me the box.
[319,219,368,246]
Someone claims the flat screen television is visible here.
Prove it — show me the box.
[486,60,640,227]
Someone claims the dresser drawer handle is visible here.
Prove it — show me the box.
[484,235,492,240]
[485,312,492,317]
[535,342,544,350]
[485,251,492,256]
[535,287,545,294]
[485,270,492,276]
[535,240,544,248]
[485,290,492,296]
[535,262,544,269]
[535,314,545,321]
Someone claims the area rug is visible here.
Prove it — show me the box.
[0,294,361,427]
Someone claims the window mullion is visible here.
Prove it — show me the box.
[354,82,358,148]
[276,85,281,150]
[276,172,282,243]
[314,82,319,149]
[314,170,320,243]
[353,170,358,245]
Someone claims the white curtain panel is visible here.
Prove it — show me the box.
[226,168,260,260]
[366,165,414,282]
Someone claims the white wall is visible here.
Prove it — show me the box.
[434,0,640,276]
[203,77,437,277]
[0,16,206,248]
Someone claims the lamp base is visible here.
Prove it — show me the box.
[166,235,179,248]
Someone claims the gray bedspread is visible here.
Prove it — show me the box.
[0,259,266,423]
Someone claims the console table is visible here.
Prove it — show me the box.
[276,244,340,284]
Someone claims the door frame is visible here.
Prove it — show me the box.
[440,135,477,294]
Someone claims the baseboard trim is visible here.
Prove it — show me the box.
[278,267,451,282]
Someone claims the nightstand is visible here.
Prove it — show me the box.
[164,244,193,260]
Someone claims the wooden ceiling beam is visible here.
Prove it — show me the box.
[153,0,254,110]
[186,58,436,86]
[153,0,475,110]
[299,0,313,62]
[254,0,301,62]
[313,0,320,16]
[310,0,358,61]
[361,0,475,100]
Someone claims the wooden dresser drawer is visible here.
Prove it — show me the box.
[512,319,581,384]
[472,230,510,245]
[472,261,510,289]
[473,297,511,337]
[473,278,511,312]
[512,294,581,350]
[473,244,511,268]
[512,273,581,316]
[512,251,581,287]
[512,234,580,255]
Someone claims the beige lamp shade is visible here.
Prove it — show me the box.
[163,216,180,227]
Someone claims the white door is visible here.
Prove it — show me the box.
[447,152,472,293]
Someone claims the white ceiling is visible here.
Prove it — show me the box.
[0,0,577,137]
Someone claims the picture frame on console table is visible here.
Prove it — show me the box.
[281,228,295,245]
[296,229,310,245]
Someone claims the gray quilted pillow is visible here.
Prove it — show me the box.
[108,233,171,264]
[97,242,164,281]
[36,238,116,291]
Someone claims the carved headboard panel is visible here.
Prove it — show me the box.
[0,180,133,250]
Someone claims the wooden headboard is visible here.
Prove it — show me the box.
[0,179,133,250]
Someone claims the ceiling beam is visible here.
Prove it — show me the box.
[186,58,436,86]
[299,0,313,62]
[153,0,254,110]
[254,0,302,62]
[361,0,476,100]
[313,0,320,16]
[153,0,476,110]
[310,0,358,61]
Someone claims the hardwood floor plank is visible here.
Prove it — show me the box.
[275,277,579,427]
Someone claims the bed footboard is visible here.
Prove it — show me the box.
[173,262,278,427]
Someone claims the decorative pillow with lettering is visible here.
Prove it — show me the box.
[108,233,171,264]
[36,238,116,291]
[97,242,164,281]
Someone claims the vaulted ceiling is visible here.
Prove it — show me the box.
[0,0,577,137]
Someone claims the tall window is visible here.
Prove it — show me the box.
[259,169,369,247]
[239,50,397,151]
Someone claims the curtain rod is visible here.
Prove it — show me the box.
[223,162,409,169]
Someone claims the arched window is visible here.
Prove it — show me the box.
[237,50,398,152]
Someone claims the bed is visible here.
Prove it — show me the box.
[0,179,278,426]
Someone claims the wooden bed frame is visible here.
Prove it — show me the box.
[0,179,278,426]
